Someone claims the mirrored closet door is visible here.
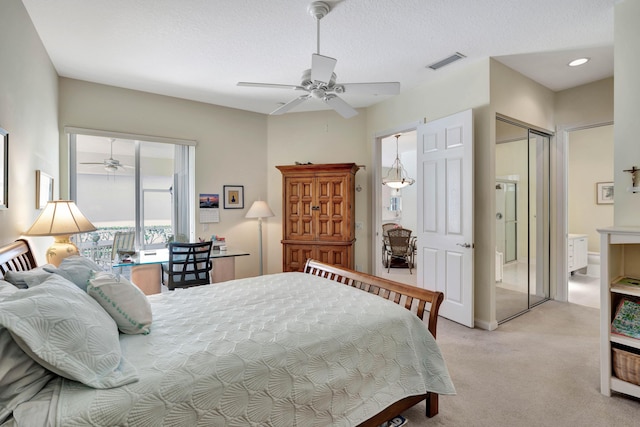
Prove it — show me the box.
[495,118,551,323]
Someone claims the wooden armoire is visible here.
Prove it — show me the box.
[276,163,359,272]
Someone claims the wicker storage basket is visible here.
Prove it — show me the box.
[612,347,640,385]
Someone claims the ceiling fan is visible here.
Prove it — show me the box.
[237,1,400,119]
[80,138,132,172]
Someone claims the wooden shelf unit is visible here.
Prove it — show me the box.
[277,163,359,272]
[599,226,640,398]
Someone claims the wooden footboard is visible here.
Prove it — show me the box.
[303,259,444,423]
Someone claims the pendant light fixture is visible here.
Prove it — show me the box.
[382,134,415,189]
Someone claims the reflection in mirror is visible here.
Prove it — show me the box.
[495,118,550,323]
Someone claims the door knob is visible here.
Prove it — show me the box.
[457,243,472,248]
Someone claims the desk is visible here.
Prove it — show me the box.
[114,249,250,295]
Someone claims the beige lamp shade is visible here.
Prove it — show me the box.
[25,200,97,266]
[245,200,275,219]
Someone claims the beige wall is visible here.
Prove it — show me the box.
[0,0,59,262]
[568,125,614,252]
[555,78,614,127]
[58,78,268,279]
[614,0,640,226]
[485,60,556,329]
[265,110,368,273]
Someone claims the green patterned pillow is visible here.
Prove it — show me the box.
[87,271,152,335]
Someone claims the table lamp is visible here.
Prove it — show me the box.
[24,200,97,266]
[245,200,274,275]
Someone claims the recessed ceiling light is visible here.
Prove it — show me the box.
[568,57,590,67]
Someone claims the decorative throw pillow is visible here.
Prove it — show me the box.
[87,271,153,335]
[0,274,138,389]
[43,255,104,291]
[2,266,55,289]
[0,327,55,424]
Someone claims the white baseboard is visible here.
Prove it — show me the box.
[474,318,498,331]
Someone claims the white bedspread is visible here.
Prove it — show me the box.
[17,272,454,426]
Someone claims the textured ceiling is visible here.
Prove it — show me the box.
[21,0,615,117]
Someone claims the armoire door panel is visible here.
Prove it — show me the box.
[316,245,351,269]
[284,176,315,241]
[284,244,315,272]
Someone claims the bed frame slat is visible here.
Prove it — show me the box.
[0,239,38,277]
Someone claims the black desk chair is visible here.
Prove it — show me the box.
[162,241,213,290]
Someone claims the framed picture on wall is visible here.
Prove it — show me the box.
[36,170,54,209]
[223,185,244,209]
[596,181,614,205]
[0,127,8,210]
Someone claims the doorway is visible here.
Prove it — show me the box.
[495,117,551,323]
[565,123,614,308]
[375,129,417,286]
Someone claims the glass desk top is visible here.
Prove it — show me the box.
[113,248,249,267]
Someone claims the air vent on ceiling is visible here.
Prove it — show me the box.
[427,52,466,70]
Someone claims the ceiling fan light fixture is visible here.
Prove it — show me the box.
[236,1,400,119]
[382,134,415,189]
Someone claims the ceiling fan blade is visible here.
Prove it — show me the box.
[324,95,358,119]
[237,82,304,91]
[311,54,337,83]
[80,162,106,165]
[338,82,400,96]
[270,95,311,115]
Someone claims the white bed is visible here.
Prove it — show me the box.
[0,240,454,426]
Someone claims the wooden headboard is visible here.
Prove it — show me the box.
[0,239,38,278]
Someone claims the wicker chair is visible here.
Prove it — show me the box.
[381,223,400,267]
[383,228,415,273]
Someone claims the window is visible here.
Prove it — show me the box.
[68,129,195,264]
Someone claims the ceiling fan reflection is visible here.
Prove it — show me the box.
[80,138,133,173]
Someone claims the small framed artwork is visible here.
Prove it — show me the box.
[223,185,244,209]
[0,127,7,210]
[36,170,54,209]
[596,181,614,205]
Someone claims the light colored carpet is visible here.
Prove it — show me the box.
[400,301,640,426]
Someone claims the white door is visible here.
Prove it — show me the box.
[417,109,474,327]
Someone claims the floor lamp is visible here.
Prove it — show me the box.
[245,200,274,275]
